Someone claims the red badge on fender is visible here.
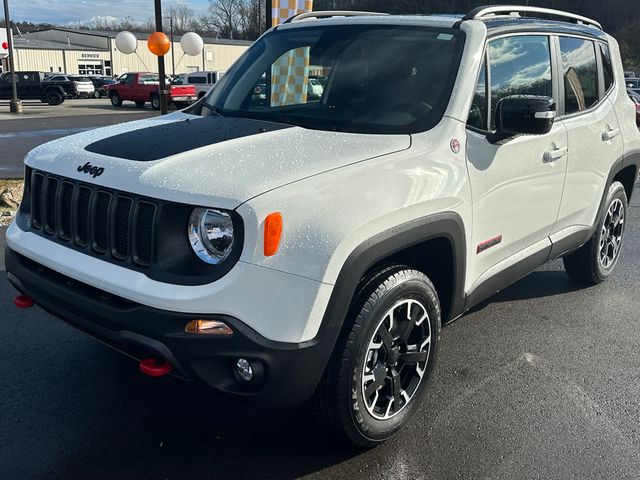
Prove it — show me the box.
[450,138,461,154]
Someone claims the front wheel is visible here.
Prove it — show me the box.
[563,181,628,285]
[312,266,441,447]
[151,95,160,110]
[110,92,122,107]
[45,90,63,105]
[93,90,101,98]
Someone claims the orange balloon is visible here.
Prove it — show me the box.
[148,31,170,56]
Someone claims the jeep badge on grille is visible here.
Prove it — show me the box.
[77,162,105,178]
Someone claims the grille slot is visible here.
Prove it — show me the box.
[26,170,157,268]
[92,191,111,253]
[112,197,133,259]
[59,182,75,240]
[44,177,59,234]
[31,172,45,229]
[133,202,156,266]
[75,186,92,247]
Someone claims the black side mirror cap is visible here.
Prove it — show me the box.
[487,95,556,144]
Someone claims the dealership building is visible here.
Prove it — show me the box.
[0,28,251,76]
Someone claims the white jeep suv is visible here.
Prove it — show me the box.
[5,6,640,446]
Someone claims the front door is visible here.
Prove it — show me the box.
[466,34,568,287]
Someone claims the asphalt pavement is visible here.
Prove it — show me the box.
[0,99,157,178]
[1,190,640,479]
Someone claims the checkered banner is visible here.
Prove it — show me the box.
[271,0,313,106]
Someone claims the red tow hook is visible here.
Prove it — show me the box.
[14,295,34,309]
[139,358,173,377]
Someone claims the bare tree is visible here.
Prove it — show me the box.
[203,0,244,39]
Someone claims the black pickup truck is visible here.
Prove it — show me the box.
[0,71,79,105]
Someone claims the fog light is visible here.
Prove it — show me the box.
[185,319,233,335]
[236,358,253,382]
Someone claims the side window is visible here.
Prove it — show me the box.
[599,43,614,94]
[188,76,206,84]
[488,36,552,129]
[124,74,137,85]
[559,37,598,114]
[467,58,487,130]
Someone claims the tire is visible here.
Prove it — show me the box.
[110,92,122,107]
[93,90,101,99]
[151,94,160,110]
[174,102,189,110]
[135,100,145,107]
[312,266,441,447]
[45,90,63,106]
[563,181,628,285]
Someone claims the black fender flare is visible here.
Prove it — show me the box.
[589,150,640,238]
[297,212,467,402]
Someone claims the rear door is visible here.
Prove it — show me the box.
[553,37,624,233]
[466,34,568,286]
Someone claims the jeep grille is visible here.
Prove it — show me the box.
[26,168,156,267]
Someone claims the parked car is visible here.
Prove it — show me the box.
[624,70,637,79]
[181,70,225,99]
[44,74,95,98]
[106,72,197,109]
[626,78,640,94]
[6,7,640,447]
[628,89,640,126]
[89,76,116,98]
[0,71,80,104]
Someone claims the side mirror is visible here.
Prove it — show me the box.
[488,95,556,144]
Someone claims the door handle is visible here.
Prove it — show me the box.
[602,127,621,141]
[543,146,568,163]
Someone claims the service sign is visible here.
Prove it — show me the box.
[0,28,9,59]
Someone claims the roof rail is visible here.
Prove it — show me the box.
[283,10,389,24]
[463,5,602,30]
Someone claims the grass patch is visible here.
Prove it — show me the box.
[0,179,23,191]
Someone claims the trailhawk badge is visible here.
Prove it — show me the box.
[77,162,105,178]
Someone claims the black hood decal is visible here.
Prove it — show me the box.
[84,116,293,162]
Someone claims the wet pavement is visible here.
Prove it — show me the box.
[1,194,640,479]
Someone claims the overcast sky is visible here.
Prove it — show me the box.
[10,0,210,25]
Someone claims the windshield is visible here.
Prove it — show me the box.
[202,24,465,134]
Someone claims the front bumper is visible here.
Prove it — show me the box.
[5,246,333,406]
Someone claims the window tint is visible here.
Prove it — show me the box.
[467,58,487,130]
[188,76,207,84]
[559,37,598,114]
[488,36,552,129]
[599,43,614,93]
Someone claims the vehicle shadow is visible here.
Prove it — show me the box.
[53,356,361,480]
[467,269,585,314]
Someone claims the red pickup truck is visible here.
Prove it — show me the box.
[107,72,197,110]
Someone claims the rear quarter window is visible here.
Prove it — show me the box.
[559,37,598,114]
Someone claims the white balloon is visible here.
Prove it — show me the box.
[181,32,204,56]
[115,31,137,55]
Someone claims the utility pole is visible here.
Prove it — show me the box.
[3,0,21,113]
[154,0,168,114]
[265,0,272,32]
[169,13,175,77]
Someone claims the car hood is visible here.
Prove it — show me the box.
[24,112,411,209]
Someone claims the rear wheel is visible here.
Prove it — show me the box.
[45,90,63,106]
[563,181,628,285]
[94,90,101,98]
[110,92,122,107]
[312,266,441,447]
[151,94,160,110]
[135,100,145,107]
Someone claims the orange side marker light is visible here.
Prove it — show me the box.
[264,212,283,257]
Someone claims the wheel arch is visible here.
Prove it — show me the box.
[322,212,467,334]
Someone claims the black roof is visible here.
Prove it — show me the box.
[480,18,607,40]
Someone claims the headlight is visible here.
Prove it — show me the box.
[188,208,235,264]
